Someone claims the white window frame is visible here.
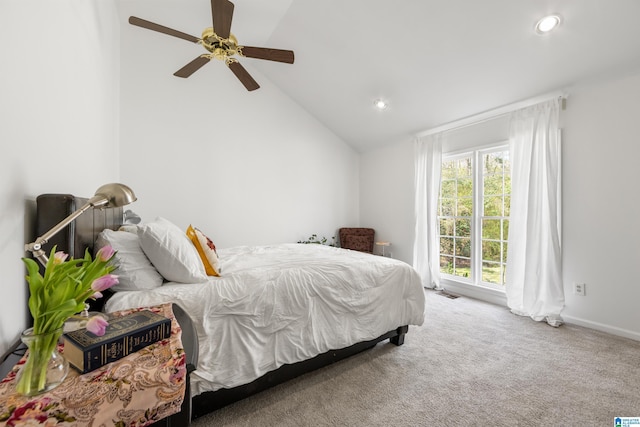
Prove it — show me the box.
[439,141,509,292]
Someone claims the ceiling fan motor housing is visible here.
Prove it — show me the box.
[201,27,239,61]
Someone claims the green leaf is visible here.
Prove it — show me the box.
[23,245,118,334]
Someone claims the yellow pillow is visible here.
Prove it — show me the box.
[186,225,221,277]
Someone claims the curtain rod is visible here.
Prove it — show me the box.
[415,91,567,138]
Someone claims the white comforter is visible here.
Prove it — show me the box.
[105,243,425,395]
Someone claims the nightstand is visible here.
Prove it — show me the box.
[375,241,391,257]
[0,303,196,426]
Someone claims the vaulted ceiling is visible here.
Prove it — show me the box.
[116,0,640,152]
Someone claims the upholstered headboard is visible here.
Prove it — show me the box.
[35,194,124,260]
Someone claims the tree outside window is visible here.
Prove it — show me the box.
[438,146,510,288]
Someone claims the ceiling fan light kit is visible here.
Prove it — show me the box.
[129,0,294,91]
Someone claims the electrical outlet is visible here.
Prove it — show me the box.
[574,283,586,296]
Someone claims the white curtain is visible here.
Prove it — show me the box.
[413,133,442,289]
[506,98,564,326]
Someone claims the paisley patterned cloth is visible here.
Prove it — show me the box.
[0,303,186,426]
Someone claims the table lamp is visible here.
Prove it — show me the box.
[25,183,137,266]
[24,183,137,331]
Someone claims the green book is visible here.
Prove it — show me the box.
[63,310,171,374]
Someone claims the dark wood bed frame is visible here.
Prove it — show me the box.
[34,193,410,424]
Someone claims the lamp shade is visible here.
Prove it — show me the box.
[90,183,137,208]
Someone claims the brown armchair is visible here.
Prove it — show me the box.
[339,228,375,254]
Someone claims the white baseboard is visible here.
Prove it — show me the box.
[435,281,640,342]
[561,315,640,342]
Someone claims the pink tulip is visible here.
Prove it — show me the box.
[86,316,109,336]
[91,274,119,292]
[53,251,69,264]
[96,245,115,262]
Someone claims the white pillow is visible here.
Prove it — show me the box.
[95,229,164,292]
[138,217,208,283]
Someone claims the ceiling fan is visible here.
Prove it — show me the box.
[129,0,294,91]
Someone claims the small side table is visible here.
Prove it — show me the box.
[0,303,188,427]
[375,241,391,257]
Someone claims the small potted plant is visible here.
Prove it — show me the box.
[297,234,337,246]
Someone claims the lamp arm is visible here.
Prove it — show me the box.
[25,197,106,267]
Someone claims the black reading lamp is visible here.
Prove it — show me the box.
[25,183,137,267]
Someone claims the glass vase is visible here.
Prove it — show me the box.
[15,327,69,396]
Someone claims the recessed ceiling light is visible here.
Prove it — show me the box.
[535,14,561,34]
[374,99,388,110]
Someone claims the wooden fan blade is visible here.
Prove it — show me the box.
[174,56,211,78]
[129,16,200,43]
[240,46,294,64]
[212,0,234,40]
[228,61,260,91]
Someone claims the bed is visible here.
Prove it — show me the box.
[34,193,426,423]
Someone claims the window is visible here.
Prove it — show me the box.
[439,155,473,279]
[438,145,511,288]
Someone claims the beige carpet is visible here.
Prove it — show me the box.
[191,289,640,426]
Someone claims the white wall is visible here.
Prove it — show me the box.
[360,140,415,261]
[0,1,121,356]
[360,70,640,340]
[561,71,640,338]
[118,18,359,248]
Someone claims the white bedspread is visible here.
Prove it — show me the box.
[105,243,425,395]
